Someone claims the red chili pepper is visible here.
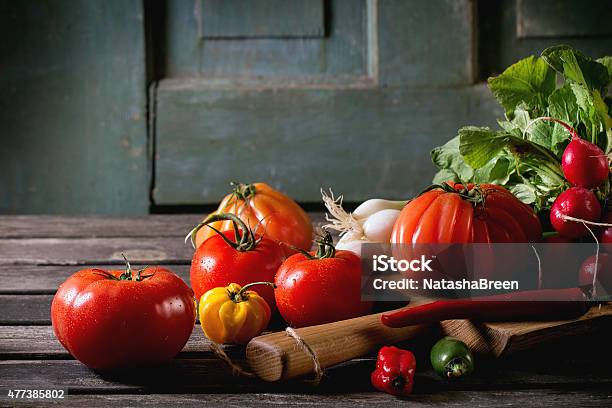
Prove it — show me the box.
[381,287,590,328]
[371,346,416,396]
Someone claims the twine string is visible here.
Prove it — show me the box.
[208,327,325,383]
[285,327,324,384]
[209,341,255,378]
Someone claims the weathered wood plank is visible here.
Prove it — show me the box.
[0,213,326,239]
[0,325,241,360]
[0,295,294,326]
[2,324,612,398]
[0,217,327,268]
[7,390,612,408]
[0,215,202,238]
[0,296,53,325]
[154,84,502,205]
[0,265,190,294]
[0,238,192,266]
[0,0,148,215]
[0,359,257,392]
[0,213,326,293]
[200,0,324,38]
[2,358,612,394]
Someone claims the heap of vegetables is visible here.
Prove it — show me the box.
[431,45,611,219]
[48,45,611,397]
[188,183,371,341]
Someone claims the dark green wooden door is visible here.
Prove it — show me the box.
[150,0,612,207]
[151,0,501,205]
[2,0,612,214]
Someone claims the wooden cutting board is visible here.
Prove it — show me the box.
[247,302,612,381]
[441,304,612,357]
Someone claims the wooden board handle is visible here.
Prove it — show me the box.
[245,308,429,382]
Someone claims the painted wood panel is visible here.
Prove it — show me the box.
[200,0,325,38]
[517,0,612,39]
[163,0,367,79]
[378,0,476,86]
[153,84,502,204]
[153,0,493,206]
[0,0,149,214]
[479,0,612,77]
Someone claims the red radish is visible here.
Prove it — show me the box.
[543,234,574,243]
[550,187,601,238]
[600,213,612,245]
[579,253,612,293]
[537,117,608,188]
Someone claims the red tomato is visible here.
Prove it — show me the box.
[190,213,285,312]
[391,182,542,243]
[51,264,196,370]
[274,233,372,327]
[193,182,313,256]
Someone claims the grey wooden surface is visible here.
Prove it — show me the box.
[1,215,612,406]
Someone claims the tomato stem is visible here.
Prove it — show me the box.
[291,231,336,260]
[231,182,257,201]
[233,281,276,303]
[419,183,487,208]
[119,253,133,280]
[314,231,336,259]
[186,213,261,252]
[116,254,154,282]
[92,268,120,281]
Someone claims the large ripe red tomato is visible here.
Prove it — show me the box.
[274,233,372,328]
[391,182,542,243]
[51,263,196,370]
[193,182,313,256]
[190,213,285,312]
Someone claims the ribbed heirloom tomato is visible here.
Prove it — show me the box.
[391,183,542,284]
[51,260,196,370]
[391,182,542,243]
[192,182,313,255]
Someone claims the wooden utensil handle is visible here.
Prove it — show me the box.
[245,308,429,382]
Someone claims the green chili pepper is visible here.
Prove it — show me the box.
[430,336,474,379]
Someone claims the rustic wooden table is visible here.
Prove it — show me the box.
[1,215,612,407]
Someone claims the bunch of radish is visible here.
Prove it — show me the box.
[536,118,612,294]
[538,118,611,241]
